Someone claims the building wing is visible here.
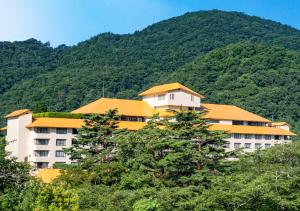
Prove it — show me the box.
[139,82,205,98]
[209,124,295,136]
[202,103,271,123]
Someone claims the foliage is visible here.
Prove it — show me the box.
[171,42,300,135]
[1,10,300,210]
[2,10,300,132]
[65,109,119,162]
[33,112,84,119]
[1,180,79,211]
[0,137,31,193]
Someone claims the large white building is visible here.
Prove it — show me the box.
[1,82,295,168]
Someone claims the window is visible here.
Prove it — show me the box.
[121,116,145,122]
[255,143,262,149]
[195,107,201,111]
[158,94,165,101]
[265,135,272,140]
[34,150,49,157]
[208,120,220,124]
[35,162,49,169]
[284,136,290,140]
[233,134,241,139]
[245,134,252,139]
[56,139,66,146]
[248,122,264,126]
[170,93,175,100]
[36,128,49,133]
[244,143,251,149]
[35,139,49,145]
[191,95,194,102]
[56,128,67,134]
[232,121,244,125]
[224,142,230,148]
[71,139,77,145]
[265,144,271,148]
[274,135,281,140]
[137,117,144,122]
[255,135,262,140]
[234,143,241,149]
[55,150,65,157]
[72,128,78,134]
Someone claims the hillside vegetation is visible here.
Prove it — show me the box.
[1,111,300,210]
[1,10,300,133]
[171,42,300,132]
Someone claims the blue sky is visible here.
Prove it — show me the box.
[0,0,299,46]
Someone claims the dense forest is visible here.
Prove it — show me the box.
[1,10,300,134]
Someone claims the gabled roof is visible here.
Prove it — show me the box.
[0,126,7,131]
[26,118,84,129]
[209,124,295,136]
[202,103,271,123]
[5,109,32,119]
[26,117,146,131]
[72,98,156,117]
[139,82,205,98]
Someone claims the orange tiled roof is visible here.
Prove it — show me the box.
[118,121,147,130]
[139,82,205,98]
[5,109,32,118]
[36,169,61,183]
[202,103,271,123]
[272,122,288,126]
[26,117,146,131]
[209,124,295,136]
[27,118,84,129]
[72,98,156,117]
[0,126,7,131]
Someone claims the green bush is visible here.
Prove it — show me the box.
[33,112,84,119]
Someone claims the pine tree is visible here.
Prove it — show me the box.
[65,109,119,166]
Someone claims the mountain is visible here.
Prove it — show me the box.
[170,42,300,131]
[1,10,300,133]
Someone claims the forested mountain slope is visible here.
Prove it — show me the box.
[1,10,300,132]
[0,39,64,95]
[169,42,300,131]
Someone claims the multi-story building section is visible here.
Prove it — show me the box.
[1,82,295,168]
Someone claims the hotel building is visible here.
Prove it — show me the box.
[1,83,295,168]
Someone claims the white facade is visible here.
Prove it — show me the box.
[142,90,201,109]
[223,133,291,152]
[6,113,32,161]
[5,113,74,168]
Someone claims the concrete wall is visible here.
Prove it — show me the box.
[224,134,291,152]
[5,113,32,162]
[143,90,201,109]
[27,128,75,167]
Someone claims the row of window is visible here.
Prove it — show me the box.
[157,93,195,102]
[120,116,145,122]
[232,134,289,140]
[35,139,67,146]
[34,150,65,157]
[35,128,78,134]
[232,121,265,126]
[224,142,271,149]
